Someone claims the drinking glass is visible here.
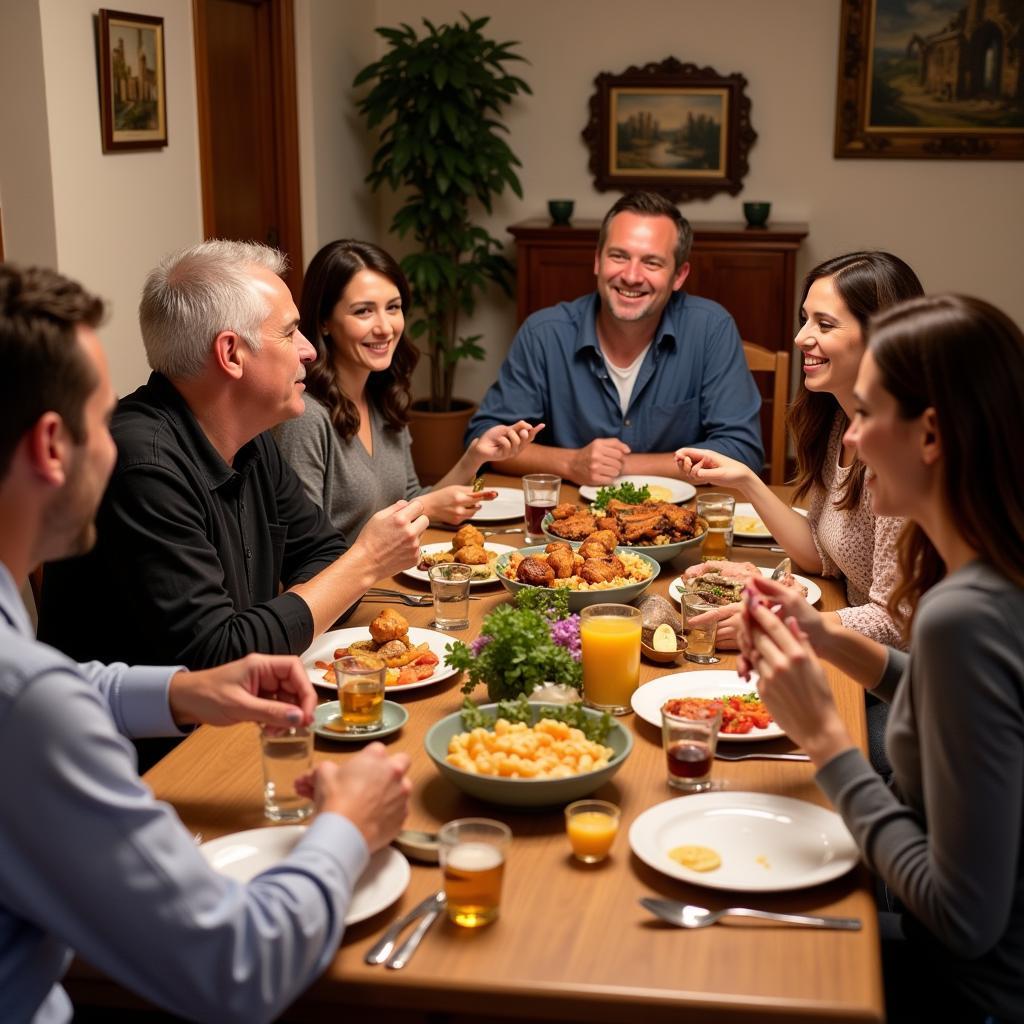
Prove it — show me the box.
[564,800,620,864]
[334,655,386,733]
[580,603,642,714]
[260,724,314,821]
[696,492,736,560]
[438,818,511,927]
[661,704,722,792]
[428,563,473,631]
[680,589,721,664]
[522,474,561,543]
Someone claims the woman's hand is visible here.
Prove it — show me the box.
[471,421,544,464]
[686,602,743,649]
[423,485,496,525]
[674,447,756,491]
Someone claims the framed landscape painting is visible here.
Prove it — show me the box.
[583,57,756,202]
[835,0,1024,159]
[98,9,168,152]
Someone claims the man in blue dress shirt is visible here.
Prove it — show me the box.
[0,263,411,1023]
[467,191,763,484]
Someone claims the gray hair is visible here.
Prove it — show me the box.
[139,239,289,378]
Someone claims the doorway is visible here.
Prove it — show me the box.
[193,0,303,297]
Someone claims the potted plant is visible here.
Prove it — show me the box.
[353,14,531,480]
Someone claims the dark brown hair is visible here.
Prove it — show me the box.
[0,263,103,477]
[597,191,693,271]
[867,295,1024,633]
[789,252,923,508]
[300,240,418,440]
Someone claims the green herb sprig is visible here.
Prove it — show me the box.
[458,695,614,744]
[591,481,651,512]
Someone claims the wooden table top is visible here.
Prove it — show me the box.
[129,478,885,1023]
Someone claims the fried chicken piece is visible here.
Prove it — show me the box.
[552,502,580,520]
[369,607,409,643]
[594,516,620,536]
[580,558,618,584]
[588,529,618,552]
[661,504,698,537]
[454,543,488,565]
[620,512,665,544]
[547,546,575,579]
[546,513,596,541]
[544,541,573,555]
[579,537,613,560]
[453,524,484,549]
[605,555,625,577]
[516,556,555,587]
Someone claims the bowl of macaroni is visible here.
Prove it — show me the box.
[424,703,633,806]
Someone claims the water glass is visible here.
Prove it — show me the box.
[680,589,721,664]
[661,704,722,793]
[260,724,314,821]
[438,818,511,928]
[696,492,736,561]
[334,655,386,733]
[580,603,642,715]
[428,563,473,630]
[564,800,620,864]
[522,473,561,543]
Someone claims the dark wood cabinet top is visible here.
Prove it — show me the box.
[508,218,809,245]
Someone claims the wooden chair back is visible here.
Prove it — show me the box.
[742,341,790,485]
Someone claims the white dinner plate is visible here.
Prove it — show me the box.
[302,626,458,694]
[401,542,517,586]
[629,791,859,892]
[469,486,525,522]
[578,475,696,505]
[630,669,784,742]
[733,502,772,539]
[201,827,411,923]
[668,567,822,607]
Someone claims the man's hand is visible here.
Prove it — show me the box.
[169,653,316,728]
[352,499,429,578]
[296,744,412,852]
[567,438,630,486]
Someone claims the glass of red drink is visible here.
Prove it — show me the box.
[661,703,723,793]
[522,474,561,543]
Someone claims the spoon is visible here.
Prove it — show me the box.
[640,897,860,930]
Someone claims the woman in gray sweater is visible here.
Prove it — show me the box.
[275,240,539,539]
[740,295,1024,1023]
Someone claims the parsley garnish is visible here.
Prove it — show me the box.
[592,481,651,511]
[458,695,614,744]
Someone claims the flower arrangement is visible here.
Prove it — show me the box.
[445,588,582,702]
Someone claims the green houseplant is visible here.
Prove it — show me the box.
[353,14,530,418]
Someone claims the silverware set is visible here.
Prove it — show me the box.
[365,890,446,969]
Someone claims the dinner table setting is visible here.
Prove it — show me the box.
[66,472,885,1023]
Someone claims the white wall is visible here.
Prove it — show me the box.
[371,0,1024,404]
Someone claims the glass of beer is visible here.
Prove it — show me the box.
[334,655,386,733]
[696,492,736,561]
[680,589,721,664]
[580,603,642,714]
[438,818,511,927]
[661,703,723,792]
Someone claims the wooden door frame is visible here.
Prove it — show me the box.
[192,0,303,297]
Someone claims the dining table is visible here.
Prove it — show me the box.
[66,475,885,1023]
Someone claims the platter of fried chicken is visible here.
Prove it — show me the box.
[542,499,705,563]
[495,536,659,611]
[668,560,822,606]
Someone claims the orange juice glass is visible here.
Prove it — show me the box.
[580,603,641,714]
[565,800,621,863]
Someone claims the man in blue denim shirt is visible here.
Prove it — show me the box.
[467,192,763,484]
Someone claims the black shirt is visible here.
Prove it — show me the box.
[39,373,350,669]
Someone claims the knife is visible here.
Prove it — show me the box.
[364,890,446,965]
[385,904,444,969]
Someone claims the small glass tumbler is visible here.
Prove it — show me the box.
[438,818,511,928]
[681,589,721,665]
[522,473,561,543]
[564,799,620,864]
[696,492,736,561]
[428,563,473,631]
[334,655,386,733]
[661,704,723,793]
[260,724,314,821]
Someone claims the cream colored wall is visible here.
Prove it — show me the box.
[373,0,1024,404]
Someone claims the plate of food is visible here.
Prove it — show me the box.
[200,828,412,923]
[542,499,704,564]
[669,562,822,606]
[469,486,525,523]
[496,544,659,611]
[402,526,515,586]
[628,791,859,892]
[301,610,458,693]
[630,670,783,742]
[578,476,696,505]
[733,502,772,540]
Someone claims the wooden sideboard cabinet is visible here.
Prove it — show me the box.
[507,219,808,352]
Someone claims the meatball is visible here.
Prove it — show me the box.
[516,556,555,587]
[547,547,575,579]
[453,524,485,550]
[369,607,410,643]
[454,543,488,565]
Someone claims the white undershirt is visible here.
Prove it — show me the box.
[601,343,651,415]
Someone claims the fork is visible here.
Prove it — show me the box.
[641,897,860,931]
[364,589,432,607]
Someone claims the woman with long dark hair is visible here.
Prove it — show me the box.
[741,295,1024,1022]
[275,240,539,538]
[675,252,923,649]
